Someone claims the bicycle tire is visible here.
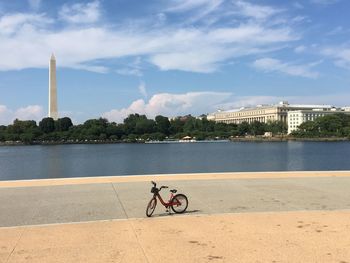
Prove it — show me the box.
[171,194,188,214]
[146,197,157,217]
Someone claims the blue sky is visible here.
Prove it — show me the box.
[0,0,349,124]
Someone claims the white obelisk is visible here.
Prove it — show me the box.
[49,54,58,120]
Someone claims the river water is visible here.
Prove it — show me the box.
[0,141,349,180]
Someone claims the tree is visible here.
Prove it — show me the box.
[316,114,343,135]
[123,114,147,134]
[238,122,250,136]
[266,120,287,135]
[134,119,155,134]
[9,119,37,134]
[250,121,265,136]
[106,124,125,139]
[155,115,170,135]
[39,118,55,133]
[55,117,73,131]
[169,118,185,134]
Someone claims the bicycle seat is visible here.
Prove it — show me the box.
[170,189,177,193]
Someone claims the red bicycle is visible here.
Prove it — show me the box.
[146,181,188,217]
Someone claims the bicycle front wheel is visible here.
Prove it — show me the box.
[146,197,157,217]
[171,194,188,214]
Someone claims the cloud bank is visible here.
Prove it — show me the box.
[102,91,232,123]
[0,105,44,125]
[0,0,298,73]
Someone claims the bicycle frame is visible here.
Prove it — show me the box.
[153,192,181,208]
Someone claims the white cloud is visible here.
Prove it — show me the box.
[166,0,223,13]
[293,2,304,9]
[59,0,100,24]
[102,91,232,123]
[253,58,320,78]
[116,57,143,76]
[294,45,306,53]
[0,16,297,72]
[0,0,298,73]
[310,0,339,4]
[14,105,44,120]
[322,46,350,69]
[70,64,109,73]
[28,0,42,10]
[116,68,142,76]
[138,82,147,98]
[0,105,12,125]
[0,13,51,35]
[165,0,225,24]
[326,26,345,35]
[0,105,44,125]
[232,1,282,20]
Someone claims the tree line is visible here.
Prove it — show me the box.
[291,113,350,138]
[0,114,287,144]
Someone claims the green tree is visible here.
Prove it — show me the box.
[55,117,73,131]
[266,120,287,135]
[316,114,343,135]
[106,124,125,139]
[155,115,170,135]
[39,118,55,133]
[124,114,147,134]
[134,119,156,134]
[169,118,185,134]
[20,133,35,144]
[250,121,265,136]
[238,122,250,136]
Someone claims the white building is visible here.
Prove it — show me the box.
[207,101,334,125]
[287,108,348,134]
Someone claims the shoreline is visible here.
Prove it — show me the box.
[0,137,349,146]
[1,170,350,188]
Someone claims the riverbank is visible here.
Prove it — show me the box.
[230,136,350,142]
[1,136,349,146]
[1,170,350,188]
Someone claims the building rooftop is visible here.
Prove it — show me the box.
[212,101,335,114]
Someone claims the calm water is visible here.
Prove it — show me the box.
[0,141,349,180]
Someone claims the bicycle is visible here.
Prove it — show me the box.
[146,181,188,217]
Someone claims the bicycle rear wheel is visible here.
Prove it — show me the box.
[146,197,157,217]
[171,194,188,214]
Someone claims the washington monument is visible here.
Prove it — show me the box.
[49,54,58,120]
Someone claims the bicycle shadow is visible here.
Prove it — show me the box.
[151,209,202,218]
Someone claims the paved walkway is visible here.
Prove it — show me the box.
[1,172,350,227]
[1,172,350,262]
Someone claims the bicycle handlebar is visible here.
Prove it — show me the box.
[151,181,169,192]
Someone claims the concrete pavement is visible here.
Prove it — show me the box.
[1,172,350,227]
[1,171,350,262]
[1,211,350,263]
[0,172,350,227]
